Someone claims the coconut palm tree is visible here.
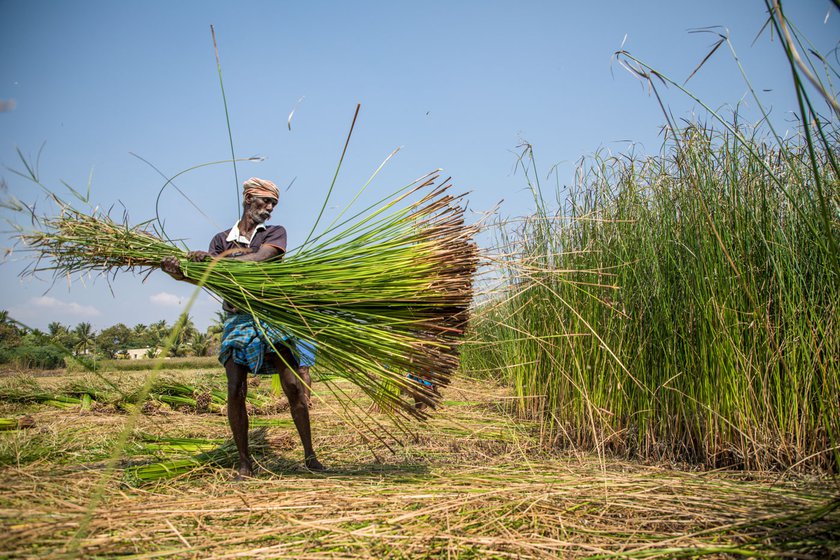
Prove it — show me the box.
[173,313,197,349]
[190,332,211,357]
[209,310,226,333]
[0,311,31,332]
[206,310,226,354]
[131,323,149,347]
[47,322,76,352]
[73,322,95,356]
[168,337,187,358]
[0,310,21,346]
[47,321,63,337]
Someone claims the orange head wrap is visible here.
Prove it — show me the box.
[243,177,280,201]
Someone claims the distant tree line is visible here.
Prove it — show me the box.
[0,310,225,369]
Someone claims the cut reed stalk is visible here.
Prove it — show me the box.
[21,175,478,423]
[125,430,268,484]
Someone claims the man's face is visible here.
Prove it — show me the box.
[246,195,278,224]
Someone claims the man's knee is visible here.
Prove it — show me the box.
[282,374,303,399]
[225,361,248,400]
[298,366,311,386]
[228,381,247,400]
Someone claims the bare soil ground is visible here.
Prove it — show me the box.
[0,369,837,558]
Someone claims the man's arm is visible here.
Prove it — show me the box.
[161,246,281,279]
[231,244,283,262]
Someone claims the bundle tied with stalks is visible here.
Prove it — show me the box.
[20,172,478,425]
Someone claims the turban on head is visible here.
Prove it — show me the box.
[243,177,280,201]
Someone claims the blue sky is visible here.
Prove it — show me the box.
[0,0,836,333]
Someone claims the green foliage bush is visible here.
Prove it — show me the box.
[0,343,66,369]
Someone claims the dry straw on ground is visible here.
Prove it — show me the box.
[1,372,837,558]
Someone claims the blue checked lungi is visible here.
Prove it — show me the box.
[295,339,316,368]
[408,373,435,388]
[219,314,316,375]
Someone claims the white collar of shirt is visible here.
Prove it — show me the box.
[226,220,266,245]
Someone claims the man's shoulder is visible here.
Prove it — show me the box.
[257,224,287,251]
[209,229,233,254]
[260,224,287,239]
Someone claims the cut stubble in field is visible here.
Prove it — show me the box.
[0,369,837,558]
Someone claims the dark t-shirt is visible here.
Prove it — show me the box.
[209,224,287,313]
[209,224,287,257]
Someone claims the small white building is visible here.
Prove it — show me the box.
[126,348,158,359]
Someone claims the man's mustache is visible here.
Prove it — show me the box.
[253,210,272,222]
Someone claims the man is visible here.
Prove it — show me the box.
[162,177,324,477]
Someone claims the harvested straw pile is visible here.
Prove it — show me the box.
[21,174,478,422]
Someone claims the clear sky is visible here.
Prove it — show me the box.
[0,0,837,333]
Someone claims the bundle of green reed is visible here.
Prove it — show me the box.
[0,385,91,410]
[125,430,267,483]
[21,173,478,423]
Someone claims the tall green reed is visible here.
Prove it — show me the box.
[464,1,839,473]
[463,125,839,472]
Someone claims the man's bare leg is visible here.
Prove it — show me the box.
[225,359,253,478]
[271,350,325,471]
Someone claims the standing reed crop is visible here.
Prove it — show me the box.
[463,3,839,473]
[463,124,839,472]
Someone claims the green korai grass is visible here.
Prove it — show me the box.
[463,125,839,473]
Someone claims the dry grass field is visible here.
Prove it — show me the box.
[1,367,837,559]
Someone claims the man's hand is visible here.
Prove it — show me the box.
[161,256,185,281]
[162,252,210,282]
[187,251,211,262]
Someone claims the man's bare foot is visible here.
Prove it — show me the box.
[234,461,253,480]
[305,455,326,472]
